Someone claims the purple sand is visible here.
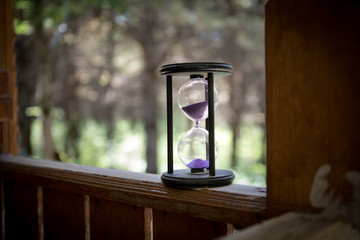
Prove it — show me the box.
[181,101,208,121]
[187,158,209,169]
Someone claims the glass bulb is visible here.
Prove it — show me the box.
[177,126,218,171]
[177,77,218,123]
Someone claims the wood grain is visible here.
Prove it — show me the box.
[37,186,44,240]
[0,0,18,155]
[145,207,153,240]
[43,188,85,240]
[153,209,227,240]
[0,71,12,155]
[4,180,38,240]
[84,195,90,240]
[90,197,145,239]
[266,0,360,215]
[0,154,266,227]
[0,180,4,240]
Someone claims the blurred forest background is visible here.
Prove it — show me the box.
[14,0,266,186]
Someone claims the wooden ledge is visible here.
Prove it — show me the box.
[0,154,266,226]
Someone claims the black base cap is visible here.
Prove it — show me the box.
[161,169,235,188]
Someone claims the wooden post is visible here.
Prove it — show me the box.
[266,0,360,215]
[0,1,18,155]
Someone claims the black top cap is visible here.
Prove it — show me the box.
[159,62,233,76]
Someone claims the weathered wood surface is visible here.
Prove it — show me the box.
[0,0,18,155]
[218,212,360,240]
[0,154,266,227]
[90,198,145,239]
[3,180,38,240]
[153,209,227,240]
[266,0,360,215]
[0,71,11,121]
[43,188,85,240]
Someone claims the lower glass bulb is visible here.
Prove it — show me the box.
[177,126,218,171]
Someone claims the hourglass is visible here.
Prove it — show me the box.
[160,62,235,188]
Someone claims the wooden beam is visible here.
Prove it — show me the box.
[266,0,360,215]
[0,154,266,227]
[0,0,18,155]
[0,71,12,122]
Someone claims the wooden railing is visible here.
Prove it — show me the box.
[0,154,266,240]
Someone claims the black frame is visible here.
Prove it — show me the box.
[160,62,234,188]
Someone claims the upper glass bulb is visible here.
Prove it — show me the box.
[177,76,218,123]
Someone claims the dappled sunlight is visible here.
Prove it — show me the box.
[115,135,146,172]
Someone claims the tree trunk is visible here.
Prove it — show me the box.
[258,94,266,165]
[15,36,38,156]
[227,71,245,169]
[39,42,56,160]
[42,107,55,159]
[124,1,179,173]
[64,112,80,162]
[31,0,58,160]
[143,65,158,173]
[230,119,240,168]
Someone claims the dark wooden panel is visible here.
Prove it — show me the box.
[0,1,7,68]
[0,71,10,95]
[43,188,84,240]
[0,71,11,121]
[90,198,145,239]
[0,0,18,155]
[153,209,227,240]
[0,180,2,240]
[266,0,360,215]
[0,100,11,121]
[4,180,38,240]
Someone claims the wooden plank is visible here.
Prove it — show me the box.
[0,71,11,121]
[0,154,266,227]
[0,101,11,121]
[0,71,10,95]
[90,198,145,239]
[153,209,227,240]
[84,195,90,240]
[0,0,18,155]
[37,186,44,240]
[0,125,9,157]
[0,72,12,154]
[3,180,38,240]
[0,179,4,240]
[145,207,153,240]
[266,0,360,215]
[0,1,6,68]
[43,188,85,240]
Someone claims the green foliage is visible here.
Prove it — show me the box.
[14,19,33,35]
[213,124,266,187]
[76,120,108,167]
[30,116,266,186]
[14,0,33,35]
[30,119,42,158]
